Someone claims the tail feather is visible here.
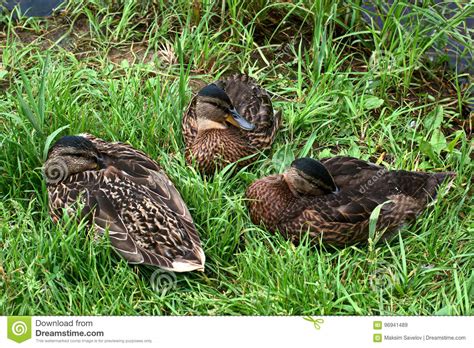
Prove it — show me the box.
[170,260,205,273]
[170,246,206,273]
[434,172,456,185]
[428,171,456,200]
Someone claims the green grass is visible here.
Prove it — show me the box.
[0,0,472,315]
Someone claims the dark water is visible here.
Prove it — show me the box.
[1,0,66,17]
[361,1,473,76]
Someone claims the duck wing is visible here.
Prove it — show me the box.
[50,168,204,271]
[216,74,281,149]
[48,170,148,264]
[280,190,420,246]
[320,156,386,190]
[51,135,205,271]
[280,169,453,246]
[98,168,204,271]
[80,133,198,236]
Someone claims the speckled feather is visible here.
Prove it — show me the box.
[246,156,454,246]
[182,74,281,174]
[47,134,205,272]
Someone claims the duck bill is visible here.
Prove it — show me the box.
[226,108,255,131]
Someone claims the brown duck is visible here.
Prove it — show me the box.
[44,134,205,272]
[246,156,455,246]
[182,74,281,174]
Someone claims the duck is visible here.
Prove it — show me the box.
[246,156,455,246]
[44,133,205,272]
[182,74,281,175]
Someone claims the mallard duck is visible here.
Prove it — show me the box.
[246,156,455,246]
[44,134,205,272]
[182,74,281,174]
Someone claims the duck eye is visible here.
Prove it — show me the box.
[207,101,227,111]
[66,152,97,160]
[67,153,85,158]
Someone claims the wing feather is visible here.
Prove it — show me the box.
[48,135,205,272]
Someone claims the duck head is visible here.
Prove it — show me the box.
[195,83,255,132]
[283,157,338,196]
[44,135,105,184]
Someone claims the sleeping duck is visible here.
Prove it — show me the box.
[44,134,205,272]
[246,156,455,246]
[182,73,281,175]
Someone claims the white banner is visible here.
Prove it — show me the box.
[1,316,471,347]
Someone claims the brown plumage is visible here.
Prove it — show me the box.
[246,156,455,246]
[44,134,205,272]
[182,73,281,175]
